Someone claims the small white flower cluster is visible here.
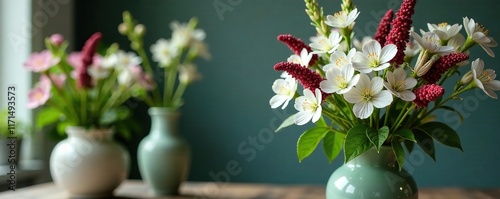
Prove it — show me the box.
[270,10,499,126]
[150,20,210,84]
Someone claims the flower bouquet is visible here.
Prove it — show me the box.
[270,0,498,170]
[117,11,210,196]
[25,33,152,137]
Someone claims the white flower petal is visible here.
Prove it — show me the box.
[379,44,397,63]
[405,77,418,89]
[353,101,373,119]
[398,90,416,101]
[372,90,393,108]
[344,87,362,103]
[295,111,313,125]
[270,95,287,109]
[312,106,322,123]
[371,77,384,93]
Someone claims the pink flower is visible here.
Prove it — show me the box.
[374,9,394,45]
[67,52,102,70]
[23,50,60,72]
[130,66,155,90]
[48,74,67,89]
[277,34,318,66]
[27,77,52,109]
[413,84,445,108]
[50,34,64,46]
[385,0,417,66]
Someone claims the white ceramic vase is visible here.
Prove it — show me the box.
[50,126,130,198]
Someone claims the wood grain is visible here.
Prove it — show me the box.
[0,180,499,199]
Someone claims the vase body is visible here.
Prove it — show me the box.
[326,147,418,199]
[50,127,130,198]
[138,107,190,196]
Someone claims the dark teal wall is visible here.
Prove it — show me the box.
[75,0,500,187]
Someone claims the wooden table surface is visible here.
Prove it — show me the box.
[1,180,500,199]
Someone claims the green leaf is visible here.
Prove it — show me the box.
[391,141,405,171]
[297,127,329,162]
[344,124,372,163]
[275,114,296,132]
[418,121,463,151]
[366,126,389,152]
[439,106,464,123]
[394,128,416,142]
[404,140,415,153]
[322,131,345,163]
[36,107,62,130]
[413,129,436,161]
[57,121,75,136]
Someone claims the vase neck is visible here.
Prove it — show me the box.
[348,147,397,168]
[148,107,180,137]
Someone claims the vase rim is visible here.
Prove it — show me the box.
[148,107,180,115]
[66,126,114,140]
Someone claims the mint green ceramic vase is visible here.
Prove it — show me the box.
[326,146,418,199]
[138,108,190,196]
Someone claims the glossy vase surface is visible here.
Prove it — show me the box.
[138,107,190,196]
[326,147,418,199]
[50,126,130,198]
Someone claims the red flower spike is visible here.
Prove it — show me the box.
[277,34,318,66]
[413,84,445,108]
[422,53,469,84]
[274,62,327,99]
[385,0,417,66]
[78,32,102,89]
[374,10,394,45]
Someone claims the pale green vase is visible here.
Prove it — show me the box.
[326,146,418,199]
[138,108,190,196]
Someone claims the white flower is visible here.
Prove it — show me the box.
[190,41,211,60]
[471,58,500,99]
[287,48,312,67]
[179,63,202,84]
[150,39,179,67]
[325,8,360,29]
[427,22,462,41]
[323,48,356,71]
[294,89,322,125]
[463,17,498,57]
[352,40,397,73]
[270,77,298,109]
[344,74,393,119]
[404,39,421,59]
[170,20,206,48]
[118,67,134,86]
[309,31,343,54]
[448,34,470,66]
[320,64,360,94]
[411,31,454,55]
[383,68,417,101]
[353,36,373,51]
[103,50,142,70]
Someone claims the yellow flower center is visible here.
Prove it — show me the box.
[335,76,348,89]
[476,23,490,36]
[393,80,406,91]
[335,57,347,68]
[438,22,448,28]
[367,52,380,67]
[334,11,347,19]
[278,86,291,96]
[479,71,493,82]
[361,88,375,101]
[301,99,318,111]
[424,35,439,44]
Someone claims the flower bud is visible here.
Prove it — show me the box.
[118,23,129,35]
[134,24,146,36]
[415,55,437,77]
[460,70,473,85]
[49,34,64,46]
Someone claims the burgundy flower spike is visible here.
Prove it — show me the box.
[374,9,394,45]
[277,34,318,66]
[423,53,469,84]
[385,0,417,66]
[78,32,102,89]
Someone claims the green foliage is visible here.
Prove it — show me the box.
[344,124,373,163]
[297,126,329,162]
[366,126,389,152]
[274,114,296,132]
[391,141,405,171]
[417,122,463,151]
[322,131,345,163]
